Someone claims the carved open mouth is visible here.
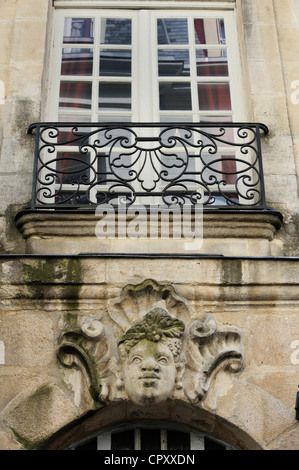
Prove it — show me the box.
[139,374,159,380]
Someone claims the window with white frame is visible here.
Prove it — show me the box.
[40,4,248,207]
[47,8,245,123]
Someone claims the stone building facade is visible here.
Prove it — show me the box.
[0,0,299,451]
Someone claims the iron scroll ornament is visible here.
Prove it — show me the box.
[27,122,269,209]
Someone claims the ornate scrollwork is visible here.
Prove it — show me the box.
[28,122,268,208]
[57,280,244,408]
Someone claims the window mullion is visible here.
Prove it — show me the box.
[138,10,154,121]
[188,15,198,122]
[134,428,141,450]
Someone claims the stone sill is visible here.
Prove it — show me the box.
[15,209,282,257]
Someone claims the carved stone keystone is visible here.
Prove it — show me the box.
[57,280,244,408]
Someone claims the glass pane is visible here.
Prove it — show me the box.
[57,115,91,144]
[98,115,131,122]
[157,19,189,44]
[61,48,93,76]
[100,18,132,45]
[197,83,231,111]
[196,49,228,76]
[160,115,193,122]
[194,18,226,45]
[159,82,192,110]
[111,430,134,450]
[100,49,131,76]
[158,50,190,76]
[59,81,92,109]
[98,83,131,111]
[56,151,90,185]
[63,18,94,44]
[167,430,190,450]
[199,115,232,123]
[140,429,161,450]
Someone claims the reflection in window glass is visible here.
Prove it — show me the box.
[158,50,190,76]
[100,50,131,76]
[61,48,93,76]
[98,115,131,122]
[194,18,226,45]
[159,82,192,110]
[100,18,132,45]
[98,83,131,111]
[59,81,92,109]
[196,50,228,77]
[197,83,231,110]
[56,151,90,184]
[200,115,232,123]
[157,19,189,44]
[63,18,94,44]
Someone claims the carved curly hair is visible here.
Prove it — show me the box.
[118,308,185,360]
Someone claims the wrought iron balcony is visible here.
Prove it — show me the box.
[27,122,270,211]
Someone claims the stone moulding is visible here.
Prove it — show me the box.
[57,280,244,408]
[15,210,282,256]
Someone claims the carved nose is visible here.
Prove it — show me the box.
[141,358,160,373]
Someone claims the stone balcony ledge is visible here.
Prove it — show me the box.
[15,209,282,257]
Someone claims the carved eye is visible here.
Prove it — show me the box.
[158,356,168,365]
[131,355,142,364]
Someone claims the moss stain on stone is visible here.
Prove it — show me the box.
[22,257,83,308]
[9,385,54,450]
[222,259,243,285]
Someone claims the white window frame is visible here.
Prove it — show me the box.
[41,2,248,206]
[45,5,246,123]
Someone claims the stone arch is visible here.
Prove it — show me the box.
[1,380,295,450]
[42,399,262,450]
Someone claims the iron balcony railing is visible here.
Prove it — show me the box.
[27,122,269,210]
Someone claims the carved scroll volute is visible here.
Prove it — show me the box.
[57,315,110,409]
[186,315,244,403]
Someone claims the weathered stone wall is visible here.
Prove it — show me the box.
[0,0,50,253]
[239,0,299,254]
[0,0,298,254]
[0,0,299,451]
[0,256,298,450]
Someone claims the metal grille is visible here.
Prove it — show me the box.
[27,122,269,210]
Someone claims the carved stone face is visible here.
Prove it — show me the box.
[123,339,176,405]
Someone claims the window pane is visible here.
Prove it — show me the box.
[100,49,131,76]
[63,18,94,44]
[140,429,161,450]
[159,82,192,110]
[98,115,131,122]
[194,18,226,45]
[56,151,90,184]
[59,81,92,109]
[101,19,132,45]
[111,430,134,450]
[158,50,190,77]
[167,430,190,450]
[61,48,93,76]
[196,49,228,77]
[197,83,231,110]
[98,83,131,111]
[157,19,189,44]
